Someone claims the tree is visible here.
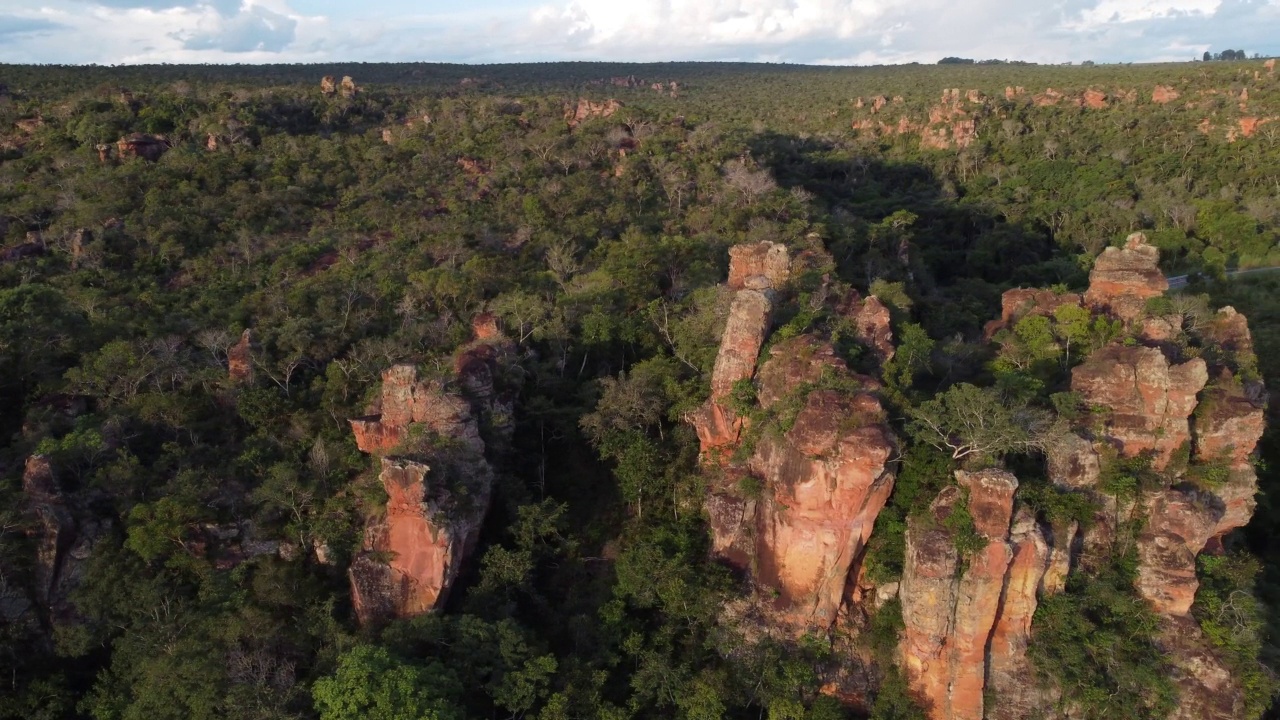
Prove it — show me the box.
[312,646,462,720]
[909,383,1057,462]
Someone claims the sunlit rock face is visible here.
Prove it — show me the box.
[1083,232,1168,323]
[898,470,1023,720]
[687,244,897,632]
[891,231,1267,719]
[1071,345,1207,472]
[348,317,515,624]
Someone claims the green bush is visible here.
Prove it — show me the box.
[1030,558,1176,720]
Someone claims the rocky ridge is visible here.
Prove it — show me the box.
[693,234,1265,719]
[895,233,1266,719]
[853,61,1278,149]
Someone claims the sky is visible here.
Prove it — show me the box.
[0,0,1276,66]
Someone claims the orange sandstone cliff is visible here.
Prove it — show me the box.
[687,242,898,631]
[894,232,1266,720]
[695,234,1265,720]
[347,317,516,624]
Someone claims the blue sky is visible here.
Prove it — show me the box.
[0,0,1276,65]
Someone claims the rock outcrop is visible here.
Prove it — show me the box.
[23,455,104,626]
[890,232,1266,719]
[116,133,167,162]
[1133,489,1220,615]
[983,287,1083,338]
[348,317,515,624]
[1072,345,1207,471]
[565,98,622,128]
[688,243,897,631]
[320,75,336,96]
[899,470,1021,720]
[1084,232,1168,322]
[852,88,979,150]
[1161,615,1248,720]
[1153,85,1181,104]
[843,292,895,364]
[687,242,789,457]
[227,329,255,384]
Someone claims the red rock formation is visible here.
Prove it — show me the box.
[24,456,70,610]
[871,95,888,113]
[985,509,1051,720]
[688,245,897,632]
[565,98,623,128]
[843,292,895,364]
[1082,89,1107,109]
[983,287,1083,338]
[1083,232,1168,322]
[965,89,983,104]
[116,133,167,162]
[350,365,483,455]
[320,75,336,96]
[340,76,358,99]
[95,143,111,163]
[350,333,514,620]
[1195,376,1265,469]
[1152,85,1180,104]
[348,321,516,624]
[726,241,791,291]
[227,329,254,384]
[350,457,484,619]
[1033,88,1064,107]
[456,157,488,176]
[888,234,1266,718]
[23,455,102,625]
[745,380,895,627]
[1161,615,1248,720]
[686,242,790,457]
[1134,489,1219,615]
[472,311,501,341]
[1206,306,1254,358]
[1072,345,1207,471]
[1235,116,1269,138]
[69,228,89,270]
[899,470,1018,720]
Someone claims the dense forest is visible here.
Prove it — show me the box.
[1,57,1279,720]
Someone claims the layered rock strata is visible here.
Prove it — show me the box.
[899,470,1030,720]
[688,243,897,631]
[348,319,515,623]
[895,232,1265,719]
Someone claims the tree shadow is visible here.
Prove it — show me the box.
[748,132,1086,338]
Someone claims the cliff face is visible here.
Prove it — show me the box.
[688,243,897,631]
[348,319,515,624]
[1072,345,1207,471]
[695,236,1264,719]
[892,233,1261,719]
[899,471,1021,720]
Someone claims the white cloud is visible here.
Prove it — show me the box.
[0,0,1274,64]
[174,3,298,52]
